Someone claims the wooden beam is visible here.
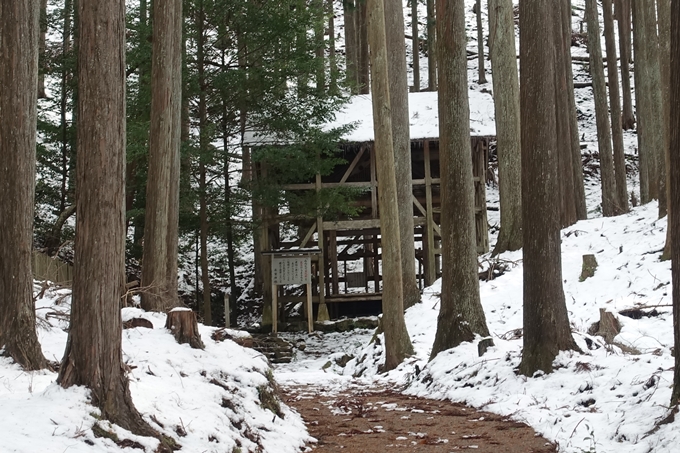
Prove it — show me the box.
[299,223,317,248]
[370,144,378,217]
[423,139,437,286]
[412,195,442,236]
[339,145,367,183]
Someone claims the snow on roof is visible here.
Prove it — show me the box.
[332,90,496,142]
[243,90,496,146]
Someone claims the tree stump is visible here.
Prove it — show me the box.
[165,308,204,349]
[587,308,621,344]
[579,254,598,281]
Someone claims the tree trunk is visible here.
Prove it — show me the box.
[518,0,579,376]
[617,0,636,130]
[0,0,48,371]
[315,0,326,94]
[475,0,487,84]
[385,0,420,310]
[196,0,212,326]
[142,0,183,312]
[343,0,359,93]
[426,0,437,90]
[633,1,665,205]
[328,0,338,94]
[357,0,370,94]
[603,0,629,213]
[585,0,619,216]
[38,0,47,99]
[366,0,414,371]
[554,1,578,227]
[659,0,672,259]
[223,110,238,325]
[488,0,522,255]
[632,1,651,203]
[657,0,671,218]
[58,0,155,436]
[669,0,680,406]
[411,0,420,92]
[199,166,212,325]
[430,0,490,360]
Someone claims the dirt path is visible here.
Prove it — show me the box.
[282,382,556,453]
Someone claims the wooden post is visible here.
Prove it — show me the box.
[306,282,313,333]
[271,282,278,333]
[423,140,436,286]
[330,230,339,295]
[316,172,330,321]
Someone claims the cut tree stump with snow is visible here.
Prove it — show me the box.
[588,308,621,344]
[165,308,205,349]
[579,254,598,281]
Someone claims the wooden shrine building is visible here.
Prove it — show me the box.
[243,91,497,328]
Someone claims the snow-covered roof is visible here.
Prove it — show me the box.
[243,90,496,146]
[331,90,496,142]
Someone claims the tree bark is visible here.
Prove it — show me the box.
[197,0,212,326]
[658,0,671,218]
[366,0,414,371]
[357,0,370,94]
[669,0,680,406]
[411,0,420,92]
[385,0,420,310]
[617,0,636,130]
[660,0,672,259]
[0,0,48,371]
[554,1,578,227]
[602,0,630,213]
[328,0,338,94]
[489,0,522,255]
[430,0,490,360]
[141,0,183,311]
[426,0,437,90]
[343,0,359,93]
[475,0,487,84]
[38,0,47,99]
[518,0,579,376]
[58,0,155,436]
[585,0,619,216]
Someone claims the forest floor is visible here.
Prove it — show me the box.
[275,330,557,452]
[282,380,556,453]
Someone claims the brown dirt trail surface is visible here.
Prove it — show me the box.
[282,383,557,453]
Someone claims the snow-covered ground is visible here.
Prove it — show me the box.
[1,295,311,453]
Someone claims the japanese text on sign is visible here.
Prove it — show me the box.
[272,256,311,285]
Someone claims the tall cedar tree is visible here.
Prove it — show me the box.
[58,0,156,436]
[385,0,420,309]
[426,0,437,90]
[489,0,522,255]
[670,0,680,407]
[518,0,578,376]
[632,1,664,204]
[585,0,619,216]
[602,0,629,213]
[617,0,636,130]
[366,0,414,371]
[141,0,183,312]
[0,0,48,371]
[430,0,490,360]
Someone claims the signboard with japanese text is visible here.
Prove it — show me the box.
[272,255,311,285]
